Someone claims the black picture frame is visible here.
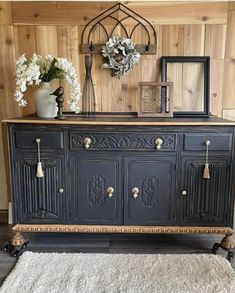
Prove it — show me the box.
[161,56,210,118]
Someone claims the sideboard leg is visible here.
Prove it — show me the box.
[212,234,235,261]
[220,234,235,250]
[3,231,29,257]
[11,231,25,246]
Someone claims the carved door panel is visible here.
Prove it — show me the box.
[14,157,65,223]
[179,157,231,226]
[124,156,175,225]
[71,155,122,224]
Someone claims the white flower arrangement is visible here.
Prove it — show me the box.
[14,54,81,113]
[101,36,140,78]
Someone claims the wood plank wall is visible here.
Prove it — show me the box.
[0,1,235,209]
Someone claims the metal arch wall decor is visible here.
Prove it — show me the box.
[81,3,157,54]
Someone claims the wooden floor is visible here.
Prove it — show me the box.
[0,223,234,287]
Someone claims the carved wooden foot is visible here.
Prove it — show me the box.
[11,231,25,246]
[3,231,29,257]
[220,234,235,250]
[212,234,235,261]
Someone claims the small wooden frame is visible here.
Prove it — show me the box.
[138,82,173,117]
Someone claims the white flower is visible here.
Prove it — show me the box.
[14,90,23,101]
[20,83,27,92]
[14,54,81,112]
[45,54,53,62]
[16,54,27,66]
[18,99,27,107]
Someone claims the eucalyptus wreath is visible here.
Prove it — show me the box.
[101,36,140,78]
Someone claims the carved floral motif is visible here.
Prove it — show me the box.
[24,159,58,169]
[141,176,159,207]
[27,209,58,219]
[71,133,176,150]
[88,175,106,206]
[191,162,224,169]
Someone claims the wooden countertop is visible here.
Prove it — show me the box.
[2,115,235,126]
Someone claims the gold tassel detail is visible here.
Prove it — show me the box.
[203,163,210,179]
[36,138,44,177]
[203,140,211,180]
[36,162,44,178]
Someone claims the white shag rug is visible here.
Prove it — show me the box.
[0,252,235,293]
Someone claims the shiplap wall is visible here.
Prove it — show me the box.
[0,1,235,209]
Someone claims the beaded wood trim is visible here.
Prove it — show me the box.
[12,224,233,235]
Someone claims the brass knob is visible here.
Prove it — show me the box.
[107,186,114,198]
[59,188,64,194]
[205,140,211,146]
[132,187,139,199]
[155,138,164,150]
[83,137,92,149]
[182,190,187,196]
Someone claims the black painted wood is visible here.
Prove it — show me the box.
[71,155,122,225]
[183,133,232,151]
[179,156,231,227]
[70,132,176,151]
[6,122,235,230]
[124,156,176,225]
[14,130,64,150]
[13,156,66,224]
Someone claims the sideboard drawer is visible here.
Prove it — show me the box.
[15,131,64,150]
[70,132,176,151]
[183,133,232,151]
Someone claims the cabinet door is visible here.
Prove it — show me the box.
[179,157,231,226]
[71,155,122,224]
[124,156,175,225]
[13,157,65,223]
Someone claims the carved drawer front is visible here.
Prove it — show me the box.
[14,130,64,150]
[70,132,176,151]
[183,133,232,151]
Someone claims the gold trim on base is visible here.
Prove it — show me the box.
[12,224,233,235]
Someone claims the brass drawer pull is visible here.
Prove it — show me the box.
[132,187,139,199]
[155,138,164,150]
[107,187,114,198]
[83,137,92,149]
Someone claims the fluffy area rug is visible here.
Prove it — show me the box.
[0,252,235,293]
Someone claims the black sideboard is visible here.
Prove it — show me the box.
[3,116,235,256]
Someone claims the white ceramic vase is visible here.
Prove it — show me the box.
[33,82,57,118]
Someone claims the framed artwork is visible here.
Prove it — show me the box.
[161,56,210,118]
[138,82,173,117]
